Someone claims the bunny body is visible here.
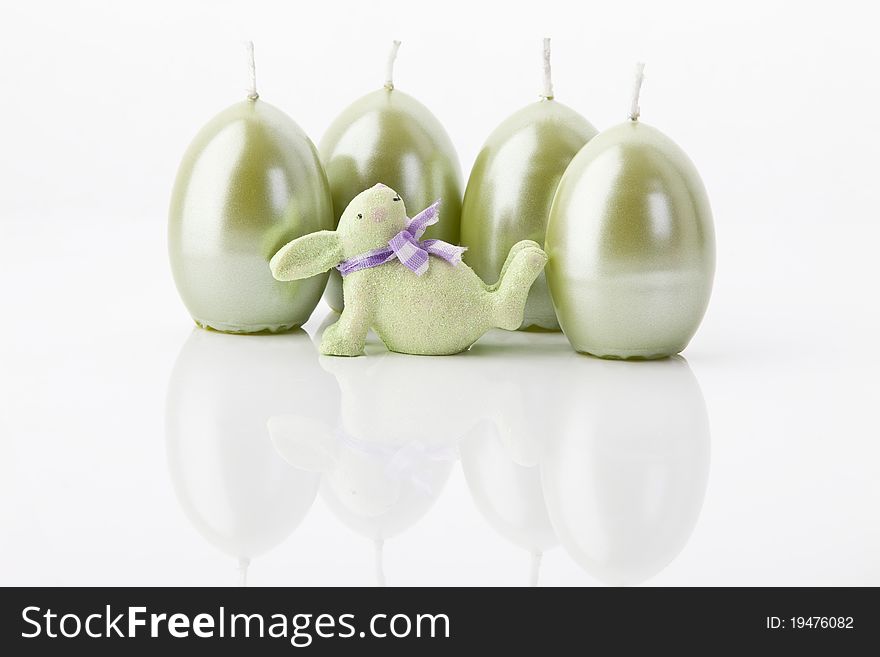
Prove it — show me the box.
[271,184,547,356]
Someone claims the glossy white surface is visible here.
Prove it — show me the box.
[1,220,878,586]
[1,0,879,586]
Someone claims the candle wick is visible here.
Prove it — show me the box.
[540,38,554,100]
[529,551,543,587]
[245,40,259,101]
[629,61,646,121]
[384,40,401,91]
[237,557,250,587]
[374,539,386,587]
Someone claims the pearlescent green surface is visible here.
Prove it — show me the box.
[461,100,597,330]
[319,88,463,311]
[546,121,715,359]
[169,99,333,333]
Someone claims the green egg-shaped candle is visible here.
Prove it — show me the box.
[319,41,463,312]
[461,39,597,330]
[547,64,715,358]
[169,44,333,333]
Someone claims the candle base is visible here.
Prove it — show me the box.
[575,346,685,361]
[193,319,302,335]
[520,324,559,333]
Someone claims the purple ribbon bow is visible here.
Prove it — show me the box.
[337,200,467,277]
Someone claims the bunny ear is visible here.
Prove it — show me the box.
[270,230,344,281]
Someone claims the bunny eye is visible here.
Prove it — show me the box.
[357,213,363,219]
[392,196,401,202]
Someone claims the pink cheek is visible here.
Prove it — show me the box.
[370,207,388,223]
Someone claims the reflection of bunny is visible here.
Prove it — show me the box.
[268,351,481,542]
[270,183,547,356]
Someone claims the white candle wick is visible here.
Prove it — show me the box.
[540,38,554,100]
[629,61,646,121]
[384,40,402,91]
[245,40,259,101]
[529,551,543,587]
[237,557,250,587]
[374,539,386,587]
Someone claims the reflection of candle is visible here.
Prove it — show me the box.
[547,63,715,358]
[168,42,333,333]
[461,39,597,331]
[540,356,710,585]
[319,41,463,312]
[457,331,561,586]
[165,329,336,585]
[460,425,558,587]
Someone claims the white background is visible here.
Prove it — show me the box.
[1,0,878,586]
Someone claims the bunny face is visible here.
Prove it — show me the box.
[336,183,409,257]
[269,183,408,283]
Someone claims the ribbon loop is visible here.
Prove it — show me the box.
[405,200,441,240]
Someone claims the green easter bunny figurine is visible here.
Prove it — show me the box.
[270,184,548,356]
